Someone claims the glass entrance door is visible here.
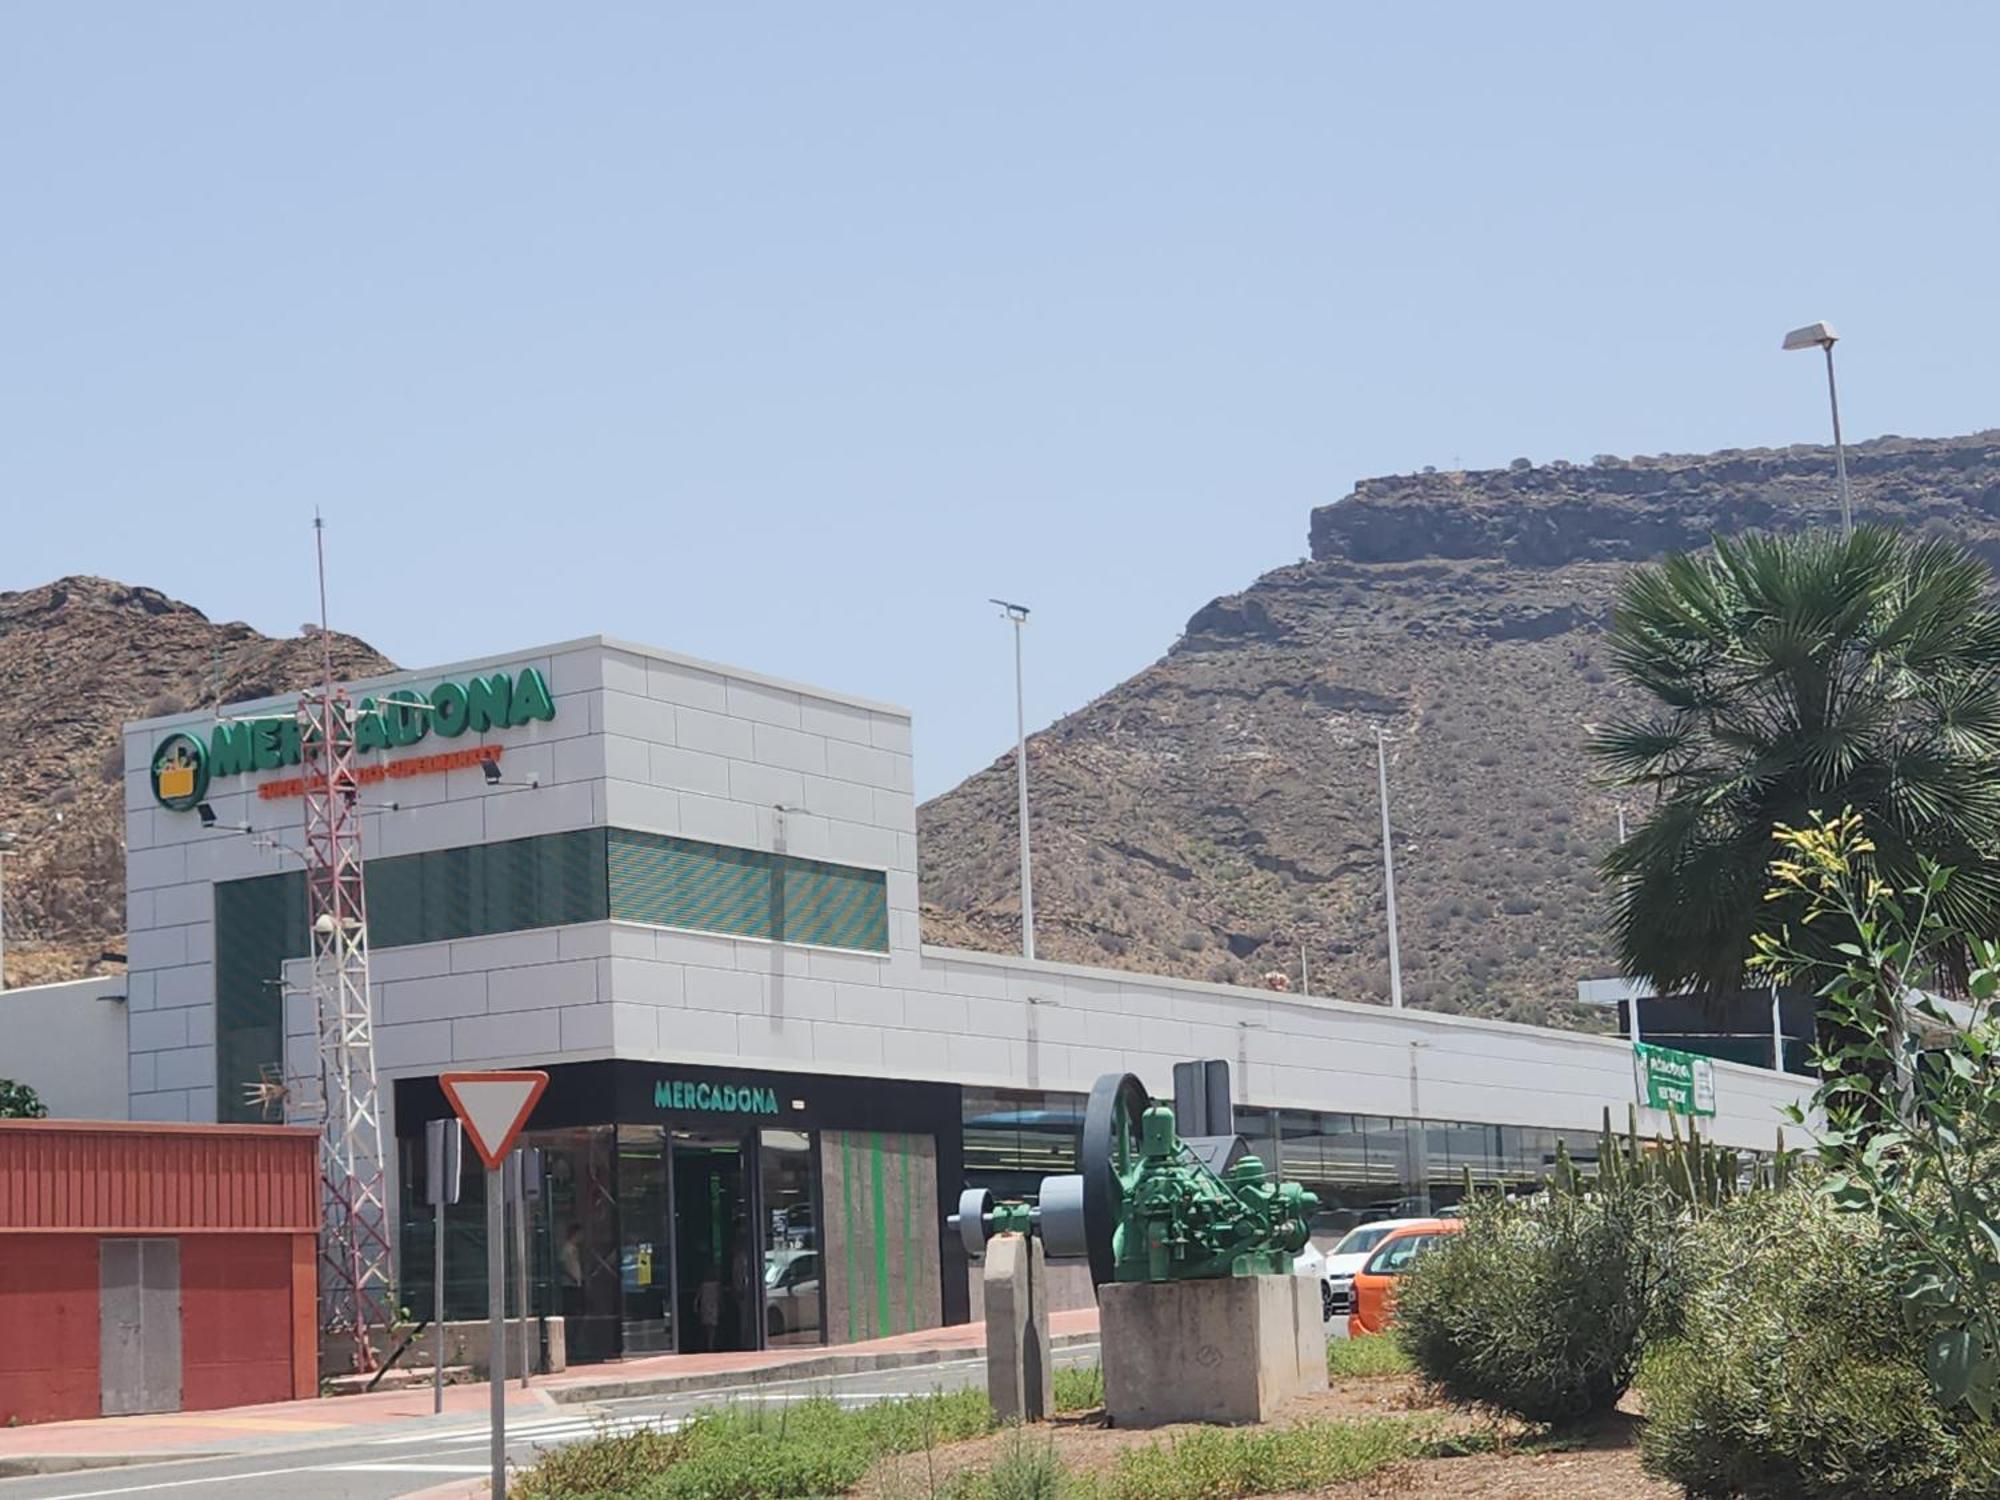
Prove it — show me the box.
[671,1134,755,1352]
[760,1130,821,1346]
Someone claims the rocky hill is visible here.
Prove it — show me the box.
[0,577,391,988]
[15,434,2000,1025]
[917,431,2000,1028]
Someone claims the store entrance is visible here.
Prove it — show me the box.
[671,1135,755,1353]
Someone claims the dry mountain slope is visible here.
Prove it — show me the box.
[918,431,2000,1027]
[0,576,391,987]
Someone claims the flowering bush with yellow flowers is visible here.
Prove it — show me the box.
[1752,809,2000,1420]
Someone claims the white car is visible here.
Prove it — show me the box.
[1299,1219,1436,1329]
[764,1249,821,1339]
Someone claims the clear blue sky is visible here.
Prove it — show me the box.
[6,6,1995,798]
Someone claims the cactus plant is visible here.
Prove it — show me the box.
[1538,1105,1793,1212]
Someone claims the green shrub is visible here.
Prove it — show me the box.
[1325,1336,1411,1380]
[514,1389,991,1500]
[1638,1187,1981,1500]
[1053,1363,1104,1413]
[1103,1417,1420,1499]
[985,1431,1067,1500]
[514,1422,685,1499]
[1393,1182,1676,1424]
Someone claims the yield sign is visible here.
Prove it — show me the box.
[438,1070,548,1170]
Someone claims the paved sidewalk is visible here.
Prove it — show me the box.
[0,1307,1100,1477]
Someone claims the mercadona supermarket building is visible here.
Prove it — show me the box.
[70,635,1810,1363]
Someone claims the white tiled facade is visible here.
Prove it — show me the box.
[121,635,1811,1156]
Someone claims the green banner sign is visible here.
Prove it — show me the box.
[1634,1040,1717,1117]
[653,1078,782,1116]
[149,665,556,810]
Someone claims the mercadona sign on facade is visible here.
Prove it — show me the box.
[1633,1040,1717,1118]
[148,666,556,812]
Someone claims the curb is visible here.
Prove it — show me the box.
[546,1331,1100,1405]
[0,1452,201,1479]
[0,1333,1102,1477]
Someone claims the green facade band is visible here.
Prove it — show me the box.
[156,666,557,809]
[608,830,889,953]
[213,825,889,1120]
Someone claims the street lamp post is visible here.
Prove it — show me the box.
[1782,321,1853,535]
[991,600,1035,961]
[0,830,13,993]
[1376,727,1405,1010]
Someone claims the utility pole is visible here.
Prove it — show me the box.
[1376,727,1405,1010]
[991,600,1035,960]
[0,830,12,993]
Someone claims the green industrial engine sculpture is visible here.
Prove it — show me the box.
[954,1072,1318,1285]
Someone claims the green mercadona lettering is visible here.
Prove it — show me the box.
[654,1079,782,1115]
[201,667,556,781]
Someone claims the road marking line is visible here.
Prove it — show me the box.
[591,1357,992,1407]
[321,1462,491,1473]
[33,1462,326,1499]
[368,1417,633,1445]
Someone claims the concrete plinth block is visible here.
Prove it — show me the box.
[1100,1273,1328,1427]
[398,1318,567,1380]
[982,1234,1052,1423]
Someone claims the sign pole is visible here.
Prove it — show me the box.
[511,1153,531,1389]
[488,1163,507,1499]
[438,1068,548,1500]
[434,1201,447,1414]
[425,1116,462,1417]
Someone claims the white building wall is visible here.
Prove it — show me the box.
[330,926,1803,1154]
[0,976,129,1119]
[126,633,1810,1157]
[122,638,617,1122]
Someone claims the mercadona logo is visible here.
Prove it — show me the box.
[150,732,210,812]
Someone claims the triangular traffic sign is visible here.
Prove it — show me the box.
[438,1070,549,1170]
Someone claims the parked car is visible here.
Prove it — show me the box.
[764,1248,821,1338]
[1304,1218,1435,1329]
[1347,1219,1460,1338]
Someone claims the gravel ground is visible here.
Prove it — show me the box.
[861,1374,1677,1499]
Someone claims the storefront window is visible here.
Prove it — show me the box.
[396,1063,962,1365]
[530,1126,620,1365]
[961,1088,1082,1201]
[397,1132,494,1323]
[759,1130,821,1347]
[616,1126,672,1355]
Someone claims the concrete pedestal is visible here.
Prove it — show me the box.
[405,1318,566,1379]
[982,1234,1052,1423]
[1100,1273,1326,1427]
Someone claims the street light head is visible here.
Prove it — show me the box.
[482,759,502,785]
[196,802,217,828]
[1783,321,1839,351]
[990,598,1030,621]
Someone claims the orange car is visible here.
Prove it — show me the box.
[1347,1218,1461,1338]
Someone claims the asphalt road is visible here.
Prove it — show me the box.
[0,1344,1102,1500]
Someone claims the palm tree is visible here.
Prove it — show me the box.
[1591,524,2000,999]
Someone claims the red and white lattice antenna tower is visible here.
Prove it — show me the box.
[296,511,395,1372]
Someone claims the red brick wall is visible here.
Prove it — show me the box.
[0,1235,99,1424]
